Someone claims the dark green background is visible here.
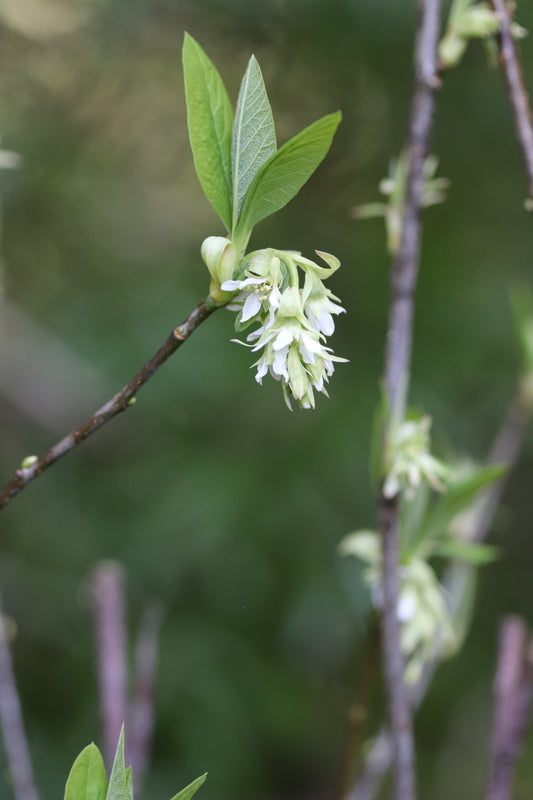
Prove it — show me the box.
[1,1,533,798]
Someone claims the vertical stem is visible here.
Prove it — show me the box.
[90,562,128,768]
[486,616,533,800]
[490,0,533,202]
[0,595,39,800]
[378,2,442,799]
[128,603,164,794]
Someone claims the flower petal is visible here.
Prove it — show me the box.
[273,328,294,350]
[241,292,262,322]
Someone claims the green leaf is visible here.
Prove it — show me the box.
[182,33,234,230]
[106,727,128,800]
[125,767,133,800]
[232,56,277,223]
[234,111,342,242]
[418,463,506,544]
[431,540,500,565]
[169,773,208,800]
[64,744,108,800]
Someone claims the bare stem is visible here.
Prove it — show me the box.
[0,595,39,800]
[0,297,218,510]
[491,0,533,202]
[90,562,128,769]
[378,3,442,799]
[128,603,164,794]
[486,616,533,800]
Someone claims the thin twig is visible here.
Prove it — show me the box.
[128,602,164,795]
[0,297,218,510]
[0,593,39,800]
[90,562,128,769]
[486,616,533,800]
[491,0,533,202]
[378,3,442,799]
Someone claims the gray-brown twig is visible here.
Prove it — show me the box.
[0,594,39,800]
[0,297,218,510]
[491,0,533,202]
[486,615,533,800]
[377,2,442,799]
[90,562,128,770]
[129,603,164,794]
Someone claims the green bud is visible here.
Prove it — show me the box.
[201,236,238,303]
[21,455,38,469]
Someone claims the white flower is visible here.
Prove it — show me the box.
[383,415,450,499]
[340,530,455,684]
[219,244,346,409]
[222,276,281,326]
[302,268,346,336]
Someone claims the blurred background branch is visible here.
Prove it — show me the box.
[377,2,443,798]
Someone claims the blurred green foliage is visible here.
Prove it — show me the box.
[1,1,533,799]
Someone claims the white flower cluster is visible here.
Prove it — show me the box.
[383,415,450,499]
[339,531,455,684]
[202,239,347,409]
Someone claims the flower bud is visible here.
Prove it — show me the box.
[201,236,239,303]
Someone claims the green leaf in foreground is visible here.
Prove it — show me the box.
[64,744,108,800]
[234,111,342,242]
[232,55,277,222]
[182,33,234,230]
[169,773,208,800]
[106,727,127,800]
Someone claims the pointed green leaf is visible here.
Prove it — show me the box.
[169,773,208,800]
[231,55,277,222]
[106,727,128,800]
[182,33,234,229]
[234,111,341,241]
[125,767,133,800]
[64,744,108,800]
[418,463,507,544]
[431,540,500,565]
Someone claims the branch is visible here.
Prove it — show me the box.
[128,602,164,794]
[491,0,533,202]
[0,594,39,800]
[377,3,442,800]
[0,297,218,510]
[349,380,532,800]
[486,616,533,800]
[90,562,128,769]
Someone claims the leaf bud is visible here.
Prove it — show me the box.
[201,236,239,303]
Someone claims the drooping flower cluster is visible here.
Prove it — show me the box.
[202,237,347,409]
